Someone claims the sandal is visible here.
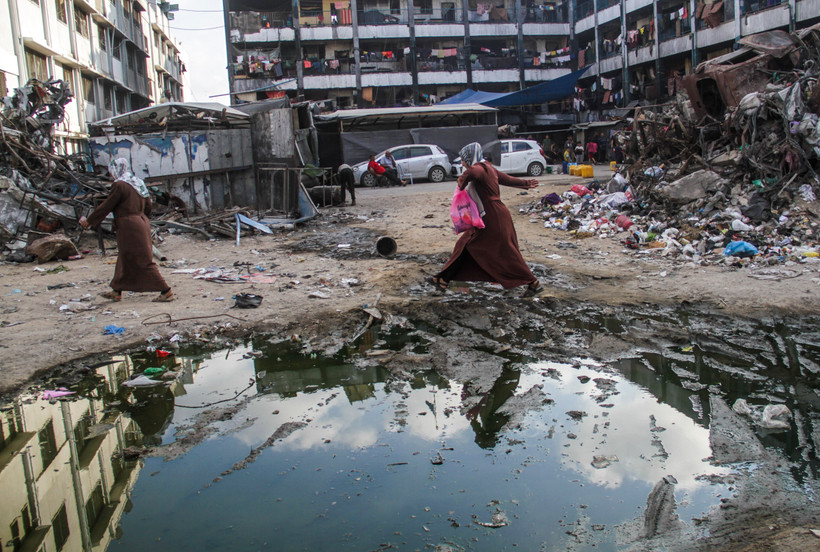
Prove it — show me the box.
[99,291,122,302]
[426,276,449,293]
[521,281,544,298]
[152,290,176,302]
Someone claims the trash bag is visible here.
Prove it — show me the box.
[234,293,263,308]
[450,188,485,234]
[723,240,759,257]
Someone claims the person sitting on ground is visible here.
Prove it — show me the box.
[334,163,356,205]
[379,150,406,186]
[79,158,175,303]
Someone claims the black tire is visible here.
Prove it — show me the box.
[361,172,377,187]
[428,166,447,183]
[527,162,544,177]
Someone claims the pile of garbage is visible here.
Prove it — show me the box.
[526,25,820,267]
[1,78,109,257]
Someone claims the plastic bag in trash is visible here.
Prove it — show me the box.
[234,293,263,308]
[723,240,759,257]
[761,404,791,429]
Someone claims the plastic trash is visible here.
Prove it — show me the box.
[731,220,753,232]
[143,367,166,377]
[644,166,664,178]
[41,388,75,400]
[122,375,164,387]
[761,404,791,429]
[103,325,126,335]
[732,398,753,417]
[570,184,592,197]
[234,293,263,308]
[615,214,634,229]
[798,184,816,202]
[723,241,759,257]
[598,192,629,208]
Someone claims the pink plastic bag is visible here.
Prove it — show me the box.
[571,184,592,196]
[450,188,485,234]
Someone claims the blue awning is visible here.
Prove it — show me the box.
[440,67,590,107]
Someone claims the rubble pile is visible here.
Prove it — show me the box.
[526,25,820,267]
[1,78,109,256]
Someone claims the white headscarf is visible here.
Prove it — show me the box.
[108,158,150,198]
[459,142,484,167]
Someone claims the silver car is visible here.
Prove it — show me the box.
[352,144,452,186]
[451,139,546,177]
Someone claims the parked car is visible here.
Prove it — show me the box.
[451,139,546,177]
[352,144,452,187]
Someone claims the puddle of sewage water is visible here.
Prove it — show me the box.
[1,309,817,552]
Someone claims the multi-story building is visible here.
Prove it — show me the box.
[574,0,820,122]
[1,0,185,153]
[223,0,819,125]
[223,0,573,109]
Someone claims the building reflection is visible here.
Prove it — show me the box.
[0,352,191,552]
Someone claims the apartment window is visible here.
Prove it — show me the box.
[38,420,58,470]
[300,0,322,17]
[115,89,126,112]
[53,504,71,551]
[85,483,105,526]
[112,36,122,59]
[103,82,112,110]
[417,0,433,15]
[62,66,75,95]
[98,26,107,51]
[25,49,49,81]
[82,75,95,103]
[75,5,89,37]
[56,0,68,22]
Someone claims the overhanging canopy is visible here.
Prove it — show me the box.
[441,67,590,107]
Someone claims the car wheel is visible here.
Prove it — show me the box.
[361,172,376,187]
[527,162,544,177]
[428,166,447,182]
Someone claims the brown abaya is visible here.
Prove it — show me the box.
[436,161,537,288]
[86,180,169,292]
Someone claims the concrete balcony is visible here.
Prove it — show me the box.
[695,21,738,48]
[742,4,790,35]
[470,22,518,37]
[521,22,571,36]
[525,67,572,82]
[414,23,470,38]
[627,43,656,65]
[473,68,520,83]
[575,15,595,34]
[796,0,820,22]
[304,73,357,89]
[659,34,692,58]
[597,4,621,25]
[419,70,468,85]
[625,0,653,13]
[362,72,413,87]
[599,55,623,74]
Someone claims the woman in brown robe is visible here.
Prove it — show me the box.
[431,142,544,297]
[79,159,174,302]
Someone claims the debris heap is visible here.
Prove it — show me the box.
[526,25,820,266]
[1,78,109,257]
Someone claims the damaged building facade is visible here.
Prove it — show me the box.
[1,0,186,152]
[222,0,820,125]
[222,0,574,120]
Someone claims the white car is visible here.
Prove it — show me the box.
[451,139,546,177]
[351,144,452,187]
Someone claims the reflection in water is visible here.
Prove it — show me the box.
[1,310,817,551]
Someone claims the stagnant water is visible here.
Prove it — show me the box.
[1,307,818,551]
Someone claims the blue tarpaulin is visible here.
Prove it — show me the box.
[440,67,590,107]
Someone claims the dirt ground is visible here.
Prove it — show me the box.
[2,171,820,549]
[2,172,818,397]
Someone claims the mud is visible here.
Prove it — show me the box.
[2,178,820,550]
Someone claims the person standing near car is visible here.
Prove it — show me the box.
[334,163,356,205]
[428,142,544,298]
